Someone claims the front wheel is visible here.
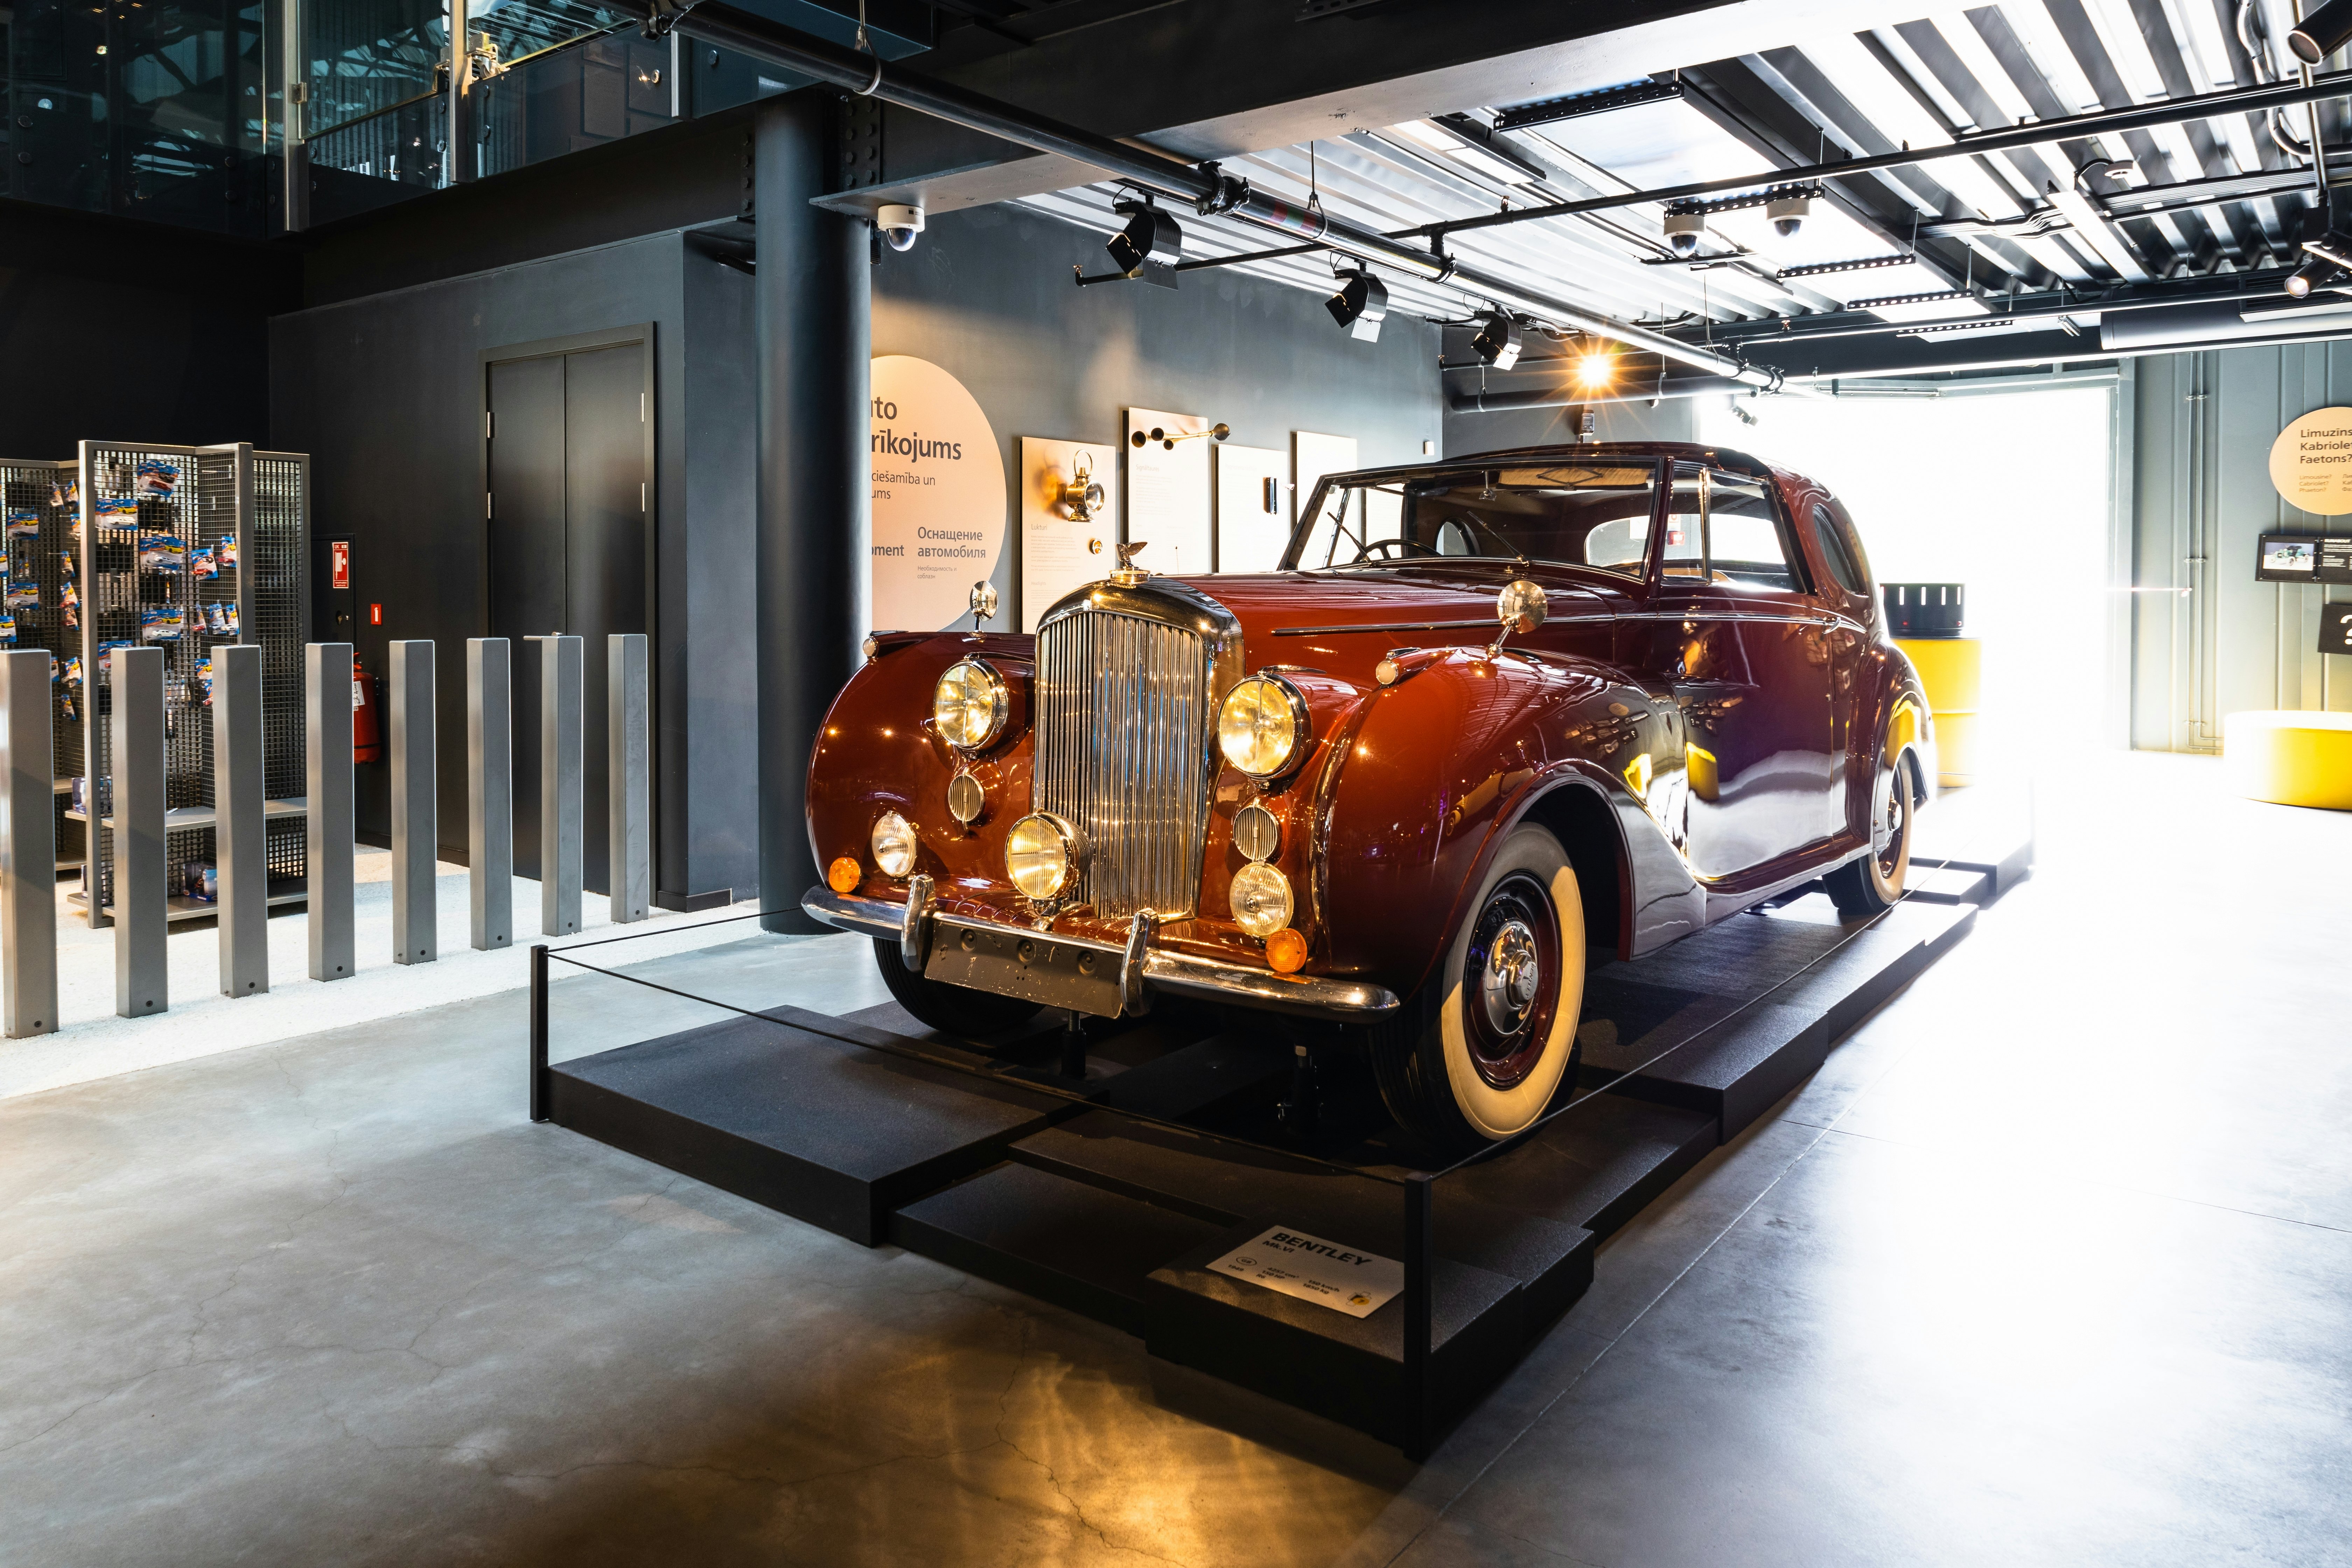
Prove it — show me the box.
[1825,755,1914,919]
[1367,825,1586,1149]
[869,939,1044,1039]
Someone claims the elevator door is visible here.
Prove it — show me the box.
[486,341,647,895]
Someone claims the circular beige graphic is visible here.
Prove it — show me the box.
[870,355,1008,630]
[2268,406,2352,515]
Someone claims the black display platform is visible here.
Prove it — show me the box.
[545,866,2004,1447]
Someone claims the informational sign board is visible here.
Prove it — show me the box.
[2322,601,2352,657]
[1206,1225,1404,1319]
[2255,531,2352,583]
[329,540,351,590]
[2268,406,2352,516]
[870,356,1008,632]
[1214,443,1289,573]
[1122,407,1212,577]
[1017,436,1116,632]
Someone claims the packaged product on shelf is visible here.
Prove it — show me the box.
[96,638,132,659]
[139,606,185,642]
[223,603,239,636]
[134,460,179,499]
[184,862,217,903]
[61,656,81,686]
[50,477,77,511]
[216,536,237,569]
[58,550,74,579]
[94,496,138,531]
[59,580,78,612]
[137,534,187,573]
[58,693,73,722]
[5,581,37,610]
[204,601,230,636]
[71,776,109,817]
[0,614,15,643]
[196,654,214,704]
[5,508,39,540]
[190,545,216,579]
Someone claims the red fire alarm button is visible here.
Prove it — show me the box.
[330,540,351,590]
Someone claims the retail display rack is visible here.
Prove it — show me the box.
[0,456,85,877]
[65,441,311,928]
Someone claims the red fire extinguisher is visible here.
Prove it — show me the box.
[352,652,383,763]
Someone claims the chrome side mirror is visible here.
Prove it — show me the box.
[969,579,999,630]
[1488,579,1546,659]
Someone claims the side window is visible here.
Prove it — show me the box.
[1813,499,1872,598]
[1705,472,1803,592]
[1662,462,1707,578]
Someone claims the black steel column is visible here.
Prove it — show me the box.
[755,93,870,933]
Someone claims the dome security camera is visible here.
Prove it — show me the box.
[1663,209,1705,257]
[1766,192,1811,240]
[876,203,925,253]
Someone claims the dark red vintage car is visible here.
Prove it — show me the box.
[803,443,1934,1147]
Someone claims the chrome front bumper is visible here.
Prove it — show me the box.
[802,886,1400,1023]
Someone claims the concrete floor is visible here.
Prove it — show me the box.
[1,753,2346,1566]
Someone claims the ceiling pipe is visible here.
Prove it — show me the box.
[1450,376,1752,412]
[610,0,1783,389]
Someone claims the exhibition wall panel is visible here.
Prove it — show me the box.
[2132,346,2352,753]
[868,203,1442,630]
[1442,388,1696,456]
[267,233,759,906]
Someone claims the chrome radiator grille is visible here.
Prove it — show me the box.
[1034,607,1217,918]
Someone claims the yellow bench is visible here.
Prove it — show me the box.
[2222,711,2352,810]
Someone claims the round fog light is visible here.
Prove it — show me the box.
[1229,861,1294,937]
[827,857,862,894]
[1006,812,1078,901]
[870,810,918,877]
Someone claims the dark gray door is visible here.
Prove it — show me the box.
[486,342,646,893]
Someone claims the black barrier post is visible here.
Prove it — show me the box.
[529,943,550,1122]
[1402,1170,1433,1460]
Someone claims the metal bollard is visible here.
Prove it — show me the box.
[213,644,267,998]
[529,942,550,1122]
[533,635,582,937]
[467,638,513,951]
[111,646,166,1018]
[389,639,436,965]
[0,649,57,1035]
[305,642,355,981]
[607,633,650,924]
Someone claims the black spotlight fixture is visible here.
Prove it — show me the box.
[1471,308,1525,371]
[1325,268,1389,342]
[2302,227,2352,272]
[1107,197,1182,288]
[2286,255,2350,298]
[2290,0,2352,63]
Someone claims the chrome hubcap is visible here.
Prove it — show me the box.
[1480,919,1542,1034]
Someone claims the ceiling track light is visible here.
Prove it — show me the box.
[1777,254,1916,279]
[1106,196,1183,288]
[1471,308,1525,371]
[1492,77,1684,132]
[2301,228,2352,272]
[1325,268,1389,341]
[2285,254,2350,298]
[2290,0,2352,63]
[1664,181,1826,221]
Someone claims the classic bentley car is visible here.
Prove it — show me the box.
[803,442,1934,1148]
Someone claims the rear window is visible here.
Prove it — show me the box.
[1811,500,1871,597]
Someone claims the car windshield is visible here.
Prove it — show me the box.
[1285,462,1661,577]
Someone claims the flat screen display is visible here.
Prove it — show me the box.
[2255,532,2352,583]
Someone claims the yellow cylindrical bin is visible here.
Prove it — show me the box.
[2222,711,2352,810]
[1896,637,1982,788]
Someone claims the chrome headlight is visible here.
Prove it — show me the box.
[870,810,918,878]
[1005,812,1079,901]
[1217,674,1306,778]
[933,659,1008,750]
[1228,862,1294,937]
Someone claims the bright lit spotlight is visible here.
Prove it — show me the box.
[1575,351,1614,390]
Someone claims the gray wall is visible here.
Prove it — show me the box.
[1443,386,1698,455]
[268,232,759,902]
[870,202,1443,620]
[2130,347,2352,751]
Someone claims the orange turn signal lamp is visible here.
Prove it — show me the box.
[826,856,862,894]
[1265,927,1308,973]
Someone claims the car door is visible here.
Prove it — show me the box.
[1797,490,1881,840]
[1652,462,1838,880]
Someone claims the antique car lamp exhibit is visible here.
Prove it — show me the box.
[804,442,1935,1149]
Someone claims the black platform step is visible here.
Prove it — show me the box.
[890,1162,1227,1334]
[1442,1092,1719,1243]
[1577,899,1975,1140]
[548,1012,1078,1246]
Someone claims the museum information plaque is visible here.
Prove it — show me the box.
[1206,1225,1405,1318]
[870,356,1008,631]
[2269,406,2352,516]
